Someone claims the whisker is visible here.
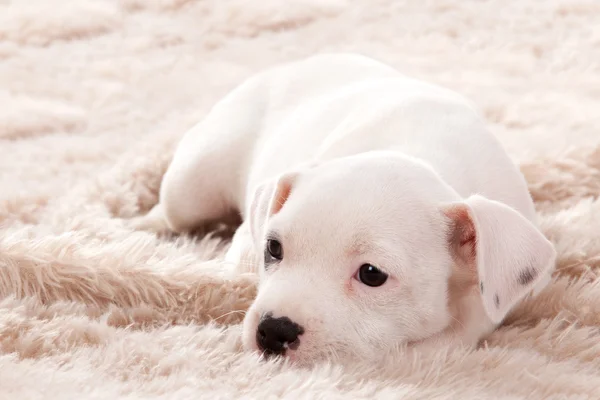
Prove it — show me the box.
[213,309,247,321]
[449,314,465,331]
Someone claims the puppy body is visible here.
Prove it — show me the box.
[135,54,556,365]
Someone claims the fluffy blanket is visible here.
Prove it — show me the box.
[1,0,599,398]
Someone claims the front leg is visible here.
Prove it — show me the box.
[224,221,260,276]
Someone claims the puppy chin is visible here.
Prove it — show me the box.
[282,350,310,366]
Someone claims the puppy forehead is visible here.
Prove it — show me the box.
[271,195,419,270]
[265,156,451,269]
[270,211,375,255]
[281,171,435,236]
[346,234,375,257]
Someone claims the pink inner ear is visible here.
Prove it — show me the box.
[268,174,295,216]
[460,231,475,248]
[444,205,477,265]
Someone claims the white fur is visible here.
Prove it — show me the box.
[132,54,556,365]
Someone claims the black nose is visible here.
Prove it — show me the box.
[256,314,304,356]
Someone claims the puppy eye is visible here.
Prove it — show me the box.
[265,239,283,262]
[355,264,388,287]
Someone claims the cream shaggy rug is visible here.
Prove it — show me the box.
[1,0,600,398]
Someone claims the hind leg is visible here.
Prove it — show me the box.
[131,74,268,233]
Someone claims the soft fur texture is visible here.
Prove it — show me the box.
[141,52,557,364]
[1,0,599,398]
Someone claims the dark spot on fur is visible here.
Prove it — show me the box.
[494,294,500,308]
[480,281,484,293]
[518,267,537,286]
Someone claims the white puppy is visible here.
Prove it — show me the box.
[133,54,556,365]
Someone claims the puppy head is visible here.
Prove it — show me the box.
[241,152,556,365]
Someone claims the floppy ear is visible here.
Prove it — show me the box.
[247,172,298,249]
[443,195,556,324]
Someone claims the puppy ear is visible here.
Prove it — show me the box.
[443,195,556,324]
[247,172,297,247]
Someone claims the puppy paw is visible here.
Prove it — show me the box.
[126,204,170,234]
